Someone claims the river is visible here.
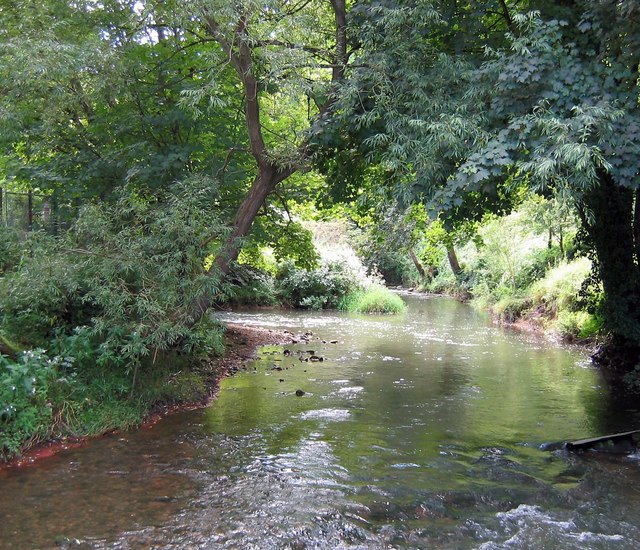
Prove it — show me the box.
[2,294,640,549]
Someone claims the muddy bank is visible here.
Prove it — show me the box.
[1,324,294,470]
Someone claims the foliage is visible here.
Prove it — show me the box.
[1,178,229,376]
[246,216,319,271]
[226,264,279,307]
[0,176,239,459]
[0,227,22,275]
[417,198,597,338]
[519,195,577,257]
[0,350,75,460]
[340,285,406,315]
[275,260,360,310]
[418,219,448,272]
[556,310,602,341]
[352,225,419,286]
[361,246,418,287]
[492,296,531,324]
[0,1,248,202]
[473,210,549,298]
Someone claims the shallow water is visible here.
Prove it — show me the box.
[2,294,640,549]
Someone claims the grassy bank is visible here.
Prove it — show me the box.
[413,200,602,343]
[1,325,292,465]
[339,284,406,314]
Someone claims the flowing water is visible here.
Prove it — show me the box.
[2,294,640,549]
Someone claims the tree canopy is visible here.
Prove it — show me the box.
[321,0,640,360]
[2,0,640,365]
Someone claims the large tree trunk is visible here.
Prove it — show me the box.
[189,166,291,320]
[581,172,640,369]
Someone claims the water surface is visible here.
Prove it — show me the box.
[2,294,640,549]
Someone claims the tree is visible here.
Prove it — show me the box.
[1,1,350,321]
[0,0,257,211]
[331,0,640,367]
[316,0,520,273]
[473,3,640,364]
[184,0,349,319]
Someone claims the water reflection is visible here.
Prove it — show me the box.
[0,294,637,549]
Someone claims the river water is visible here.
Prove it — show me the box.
[2,294,640,549]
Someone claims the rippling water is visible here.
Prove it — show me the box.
[2,294,640,549]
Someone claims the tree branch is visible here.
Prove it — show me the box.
[254,39,330,58]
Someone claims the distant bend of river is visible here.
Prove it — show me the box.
[2,294,640,549]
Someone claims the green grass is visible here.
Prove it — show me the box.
[527,258,592,314]
[340,285,406,314]
[556,310,603,340]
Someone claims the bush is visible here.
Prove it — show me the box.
[360,247,417,286]
[0,227,22,275]
[492,295,531,323]
[0,178,229,369]
[0,179,234,459]
[340,285,406,314]
[0,231,96,348]
[275,260,359,309]
[424,269,456,293]
[474,212,549,298]
[226,264,278,306]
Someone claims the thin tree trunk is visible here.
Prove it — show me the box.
[409,248,426,279]
[27,190,33,231]
[634,188,640,266]
[446,244,462,276]
[329,0,347,82]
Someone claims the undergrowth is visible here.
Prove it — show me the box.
[0,178,229,461]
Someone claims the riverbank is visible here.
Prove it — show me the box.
[1,324,294,470]
[397,286,599,346]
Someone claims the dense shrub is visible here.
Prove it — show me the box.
[275,260,359,309]
[1,178,228,368]
[0,231,95,348]
[556,310,603,341]
[528,258,592,314]
[226,264,279,306]
[0,179,231,458]
[358,246,417,286]
[0,350,76,460]
[0,227,23,275]
[492,296,531,323]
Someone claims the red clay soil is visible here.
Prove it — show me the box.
[2,324,294,470]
